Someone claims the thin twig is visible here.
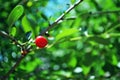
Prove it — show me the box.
[104,23,120,34]
[0,30,28,80]
[62,10,120,20]
[80,10,120,17]
[1,55,27,80]
[90,10,120,15]
[0,30,23,47]
[40,0,83,35]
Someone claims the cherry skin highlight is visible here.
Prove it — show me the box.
[35,36,48,48]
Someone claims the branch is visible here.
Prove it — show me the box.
[1,0,84,79]
[40,0,83,35]
[90,10,120,15]
[0,30,23,47]
[80,10,120,17]
[0,30,29,79]
[1,55,27,80]
[61,10,120,20]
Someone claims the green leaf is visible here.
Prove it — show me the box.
[56,28,78,41]
[93,59,105,76]
[7,5,24,27]
[10,27,16,36]
[22,16,35,38]
[71,0,76,4]
[95,67,105,76]
[19,58,42,72]
[68,57,77,68]
[22,16,33,32]
[82,65,91,75]
[112,54,118,65]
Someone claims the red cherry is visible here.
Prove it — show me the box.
[35,36,48,48]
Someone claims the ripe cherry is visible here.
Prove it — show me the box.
[35,36,48,48]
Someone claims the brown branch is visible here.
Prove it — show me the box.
[0,31,28,80]
[40,0,83,35]
[1,55,27,80]
[0,31,23,47]
[0,0,84,79]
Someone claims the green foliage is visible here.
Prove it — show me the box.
[22,15,35,38]
[56,28,78,41]
[7,5,24,27]
[1,0,120,80]
[10,27,16,36]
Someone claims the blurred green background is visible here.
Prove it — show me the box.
[0,0,120,80]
